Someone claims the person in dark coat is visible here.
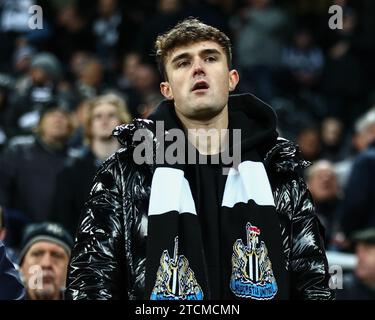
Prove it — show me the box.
[0,106,75,247]
[338,109,375,238]
[0,240,25,300]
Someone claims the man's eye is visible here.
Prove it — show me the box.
[52,252,65,260]
[205,56,217,62]
[31,251,43,257]
[178,61,190,68]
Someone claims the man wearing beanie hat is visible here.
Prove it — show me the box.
[30,52,62,83]
[19,222,73,300]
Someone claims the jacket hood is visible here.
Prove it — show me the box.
[147,93,278,156]
[112,93,308,172]
[227,93,278,156]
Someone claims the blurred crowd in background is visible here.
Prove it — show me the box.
[1,0,375,299]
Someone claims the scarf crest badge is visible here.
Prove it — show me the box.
[230,222,278,300]
[150,236,204,300]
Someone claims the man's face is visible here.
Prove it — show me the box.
[91,103,121,141]
[355,242,375,284]
[307,165,339,202]
[30,67,49,85]
[41,110,71,142]
[160,40,239,122]
[20,241,69,300]
[82,61,103,87]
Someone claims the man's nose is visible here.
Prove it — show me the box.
[40,253,52,267]
[192,59,205,77]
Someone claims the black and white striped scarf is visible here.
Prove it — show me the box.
[145,94,290,300]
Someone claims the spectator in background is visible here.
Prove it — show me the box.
[19,222,72,300]
[296,124,322,162]
[51,4,94,65]
[92,0,129,73]
[74,55,106,102]
[335,109,375,189]
[233,0,288,103]
[52,93,131,236]
[116,51,143,118]
[68,98,91,149]
[117,60,162,118]
[0,106,75,247]
[322,2,364,124]
[338,108,375,239]
[320,117,345,163]
[352,109,375,153]
[280,28,324,94]
[306,160,342,246]
[67,51,91,83]
[0,240,25,300]
[131,64,163,118]
[336,228,375,300]
[8,52,66,135]
[0,73,15,148]
[12,41,35,83]
[116,51,141,92]
[0,0,48,72]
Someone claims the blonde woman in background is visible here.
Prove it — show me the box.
[51,93,132,236]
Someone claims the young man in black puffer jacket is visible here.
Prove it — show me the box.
[66,18,334,300]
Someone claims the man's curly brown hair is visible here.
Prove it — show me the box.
[155,17,232,80]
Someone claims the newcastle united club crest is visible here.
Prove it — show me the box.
[150,236,204,300]
[230,222,278,300]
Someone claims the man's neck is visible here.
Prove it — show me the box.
[176,105,229,155]
[91,138,120,161]
[40,136,66,150]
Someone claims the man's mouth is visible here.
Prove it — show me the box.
[191,81,209,92]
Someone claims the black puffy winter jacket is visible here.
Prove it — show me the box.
[66,94,334,300]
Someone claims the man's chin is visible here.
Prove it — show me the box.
[33,285,58,300]
[190,106,224,121]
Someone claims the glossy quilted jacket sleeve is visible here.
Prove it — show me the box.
[265,138,334,300]
[65,154,126,300]
[289,175,334,300]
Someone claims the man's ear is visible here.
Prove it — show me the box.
[0,228,6,242]
[160,82,174,100]
[228,69,240,92]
